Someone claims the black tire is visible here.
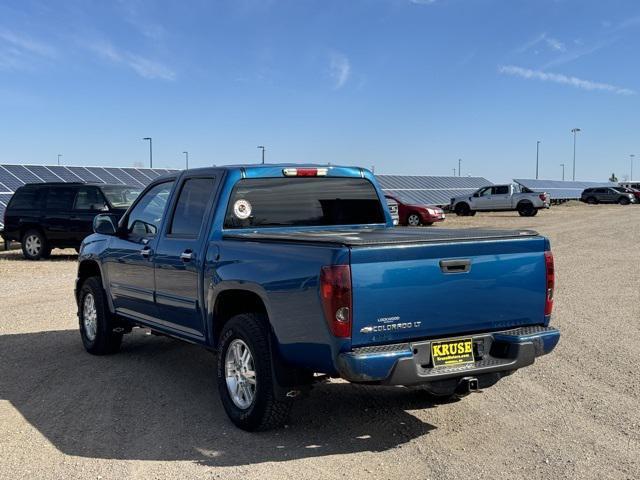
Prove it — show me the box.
[529,208,539,217]
[407,213,422,226]
[78,276,123,355]
[619,196,631,205]
[217,313,294,431]
[468,211,477,216]
[517,202,535,217]
[455,203,470,216]
[586,197,598,205]
[21,229,48,260]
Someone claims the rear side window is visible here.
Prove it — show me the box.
[46,187,76,210]
[168,177,216,236]
[493,186,509,195]
[8,187,44,210]
[224,177,385,228]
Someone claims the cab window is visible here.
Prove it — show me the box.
[168,177,216,236]
[126,181,174,239]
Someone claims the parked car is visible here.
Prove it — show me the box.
[2,182,140,259]
[384,194,445,226]
[612,186,640,202]
[580,187,636,205]
[451,184,550,217]
[385,196,400,225]
[76,164,560,431]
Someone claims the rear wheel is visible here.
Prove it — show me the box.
[217,313,294,431]
[407,213,421,226]
[455,203,470,216]
[78,276,123,355]
[586,196,598,204]
[517,202,535,217]
[21,229,48,260]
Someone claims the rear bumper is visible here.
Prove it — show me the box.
[337,326,560,385]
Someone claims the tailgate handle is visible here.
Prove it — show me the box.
[440,259,471,273]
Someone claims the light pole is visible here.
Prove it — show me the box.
[257,145,265,164]
[560,163,565,181]
[143,137,153,168]
[183,151,189,170]
[458,158,462,177]
[630,154,635,181]
[571,128,581,181]
[57,154,62,166]
[452,168,456,176]
[536,141,541,179]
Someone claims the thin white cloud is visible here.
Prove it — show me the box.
[0,29,56,70]
[87,41,175,81]
[499,65,635,95]
[517,33,566,54]
[329,52,351,89]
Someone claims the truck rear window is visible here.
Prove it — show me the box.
[224,177,385,228]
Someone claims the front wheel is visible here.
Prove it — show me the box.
[455,203,470,216]
[407,213,421,226]
[217,313,294,431]
[619,197,631,205]
[79,276,122,355]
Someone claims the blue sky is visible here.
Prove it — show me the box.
[1,0,639,183]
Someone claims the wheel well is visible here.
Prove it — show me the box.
[213,289,268,344]
[456,202,469,210]
[77,260,102,297]
[20,224,45,240]
[517,200,533,208]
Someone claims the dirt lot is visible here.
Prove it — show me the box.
[1,203,638,480]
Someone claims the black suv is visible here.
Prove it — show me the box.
[580,187,636,205]
[2,182,140,259]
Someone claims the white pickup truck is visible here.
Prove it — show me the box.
[451,184,550,217]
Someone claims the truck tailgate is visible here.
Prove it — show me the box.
[349,236,549,347]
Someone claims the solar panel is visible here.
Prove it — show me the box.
[47,166,84,182]
[513,179,616,200]
[376,174,492,206]
[66,166,105,183]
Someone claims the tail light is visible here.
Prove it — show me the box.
[544,251,554,315]
[539,193,547,201]
[319,265,352,337]
[283,168,328,177]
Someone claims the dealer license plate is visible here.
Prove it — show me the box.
[431,338,474,367]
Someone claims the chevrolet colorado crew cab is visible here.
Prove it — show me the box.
[451,184,550,217]
[76,165,560,431]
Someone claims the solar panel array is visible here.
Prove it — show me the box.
[513,179,617,201]
[376,174,493,206]
[0,164,177,229]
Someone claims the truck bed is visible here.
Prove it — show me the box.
[223,227,539,247]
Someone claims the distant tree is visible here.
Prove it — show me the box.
[609,173,618,182]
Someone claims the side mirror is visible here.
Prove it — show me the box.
[93,214,119,235]
[473,193,479,198]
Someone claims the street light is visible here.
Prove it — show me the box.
[458,158,462,177]
[183,151,189,170]
[57,154,62,166]
[257,145,265,164]
[630,154,635,181]
[142,137,153,168]
[536,141,541,179]
[571,128,581,181]
[452,168,456,176]
[560,163,565,181]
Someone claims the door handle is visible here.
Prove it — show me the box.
[140,247,153,258]
[180,250,193,262]
[440,259,471,273]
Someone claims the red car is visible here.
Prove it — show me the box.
[615,186,640,202]
[385,194,446,226]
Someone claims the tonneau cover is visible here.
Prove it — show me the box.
[223,227,539,247]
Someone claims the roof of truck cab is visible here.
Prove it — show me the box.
[18,182,140,188]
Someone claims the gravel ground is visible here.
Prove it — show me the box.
[0,203,638,480]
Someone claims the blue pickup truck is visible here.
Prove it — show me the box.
[76,164,560,431]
